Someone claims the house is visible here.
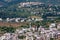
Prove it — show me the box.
[0,18,2,22]
[49,23,56,28]
[20,18,26,22]
[26,19,32,22]
[20,19,25,22]
[6,18,16,22]
[28,16,43,21]
[15,18,20,23]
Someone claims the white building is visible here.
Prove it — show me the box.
[49,23,56,28]
[0,33,18,40]
[0,18,2,21]
[57,24,60,29]
[15,18,20,22]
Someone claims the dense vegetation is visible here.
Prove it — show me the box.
[0,26,16,33]
[0,0,60,19]
[0,4,60,19]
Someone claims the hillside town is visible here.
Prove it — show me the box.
[0,23,60,40]
[0,1,60,40]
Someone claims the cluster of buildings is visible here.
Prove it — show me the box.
[19,2,44,8]
[0,33,18,40]
[15,23,60,40]
[0,16,43,23]
[0,23,60,40]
